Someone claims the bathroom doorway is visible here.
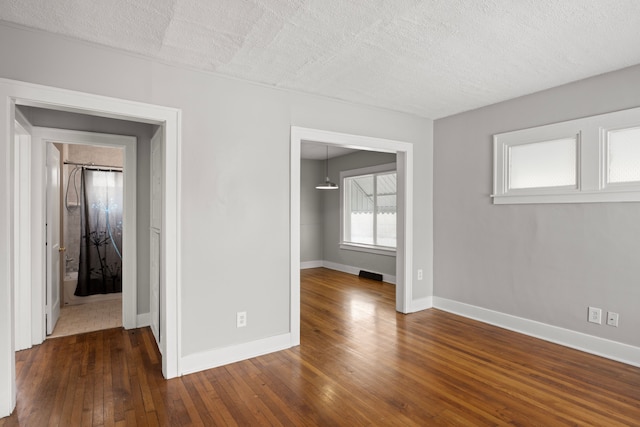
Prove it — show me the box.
[12,103,144,344]
[29,124,139,339]
[51,142,126,337]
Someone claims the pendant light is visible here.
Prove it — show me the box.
[316,146,339,190]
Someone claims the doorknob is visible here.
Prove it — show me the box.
[59,247,66,252]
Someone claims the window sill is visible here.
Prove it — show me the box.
[339,242,396,257]
[492,189,640,204]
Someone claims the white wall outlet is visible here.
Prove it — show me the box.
[606,311,619,327]
[588,307,602,324]
[237,311,247,328]
[417,269,423,280]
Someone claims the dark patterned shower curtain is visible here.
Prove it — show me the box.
[75,168,123,296]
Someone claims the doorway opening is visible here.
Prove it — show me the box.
[52,141,127,338]
[300,142,397,279]
[13,107,141,344]
[290,126,414,346]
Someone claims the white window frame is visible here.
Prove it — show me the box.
[493,106,640,204]
[340,162,397,256]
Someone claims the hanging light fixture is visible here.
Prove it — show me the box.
[316,145,339,190]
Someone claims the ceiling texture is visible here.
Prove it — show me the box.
[2,0,640,119]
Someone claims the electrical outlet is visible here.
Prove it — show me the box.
[607,311,619,327]
[417,269,423,280]
[588,307,602,324]
[237,311,247,328]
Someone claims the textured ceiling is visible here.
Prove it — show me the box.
[2,0,640,118]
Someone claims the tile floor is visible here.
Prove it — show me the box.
[48,297,122,338]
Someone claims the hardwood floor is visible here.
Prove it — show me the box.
[2,267,640,426]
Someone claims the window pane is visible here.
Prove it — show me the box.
[350,213,373,244]
[347,175,374,244]
[509,138,576,190]
[376,173,396,247]
[608,127,640,184]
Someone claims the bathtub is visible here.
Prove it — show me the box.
[63,272,122,306]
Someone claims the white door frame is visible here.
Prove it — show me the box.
[149,126,163,347]
[13,109,32,352]
[0,78,182,417]
[32,128,137,339]
[289,126,414,346]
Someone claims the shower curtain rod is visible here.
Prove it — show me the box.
[64,161,123,171]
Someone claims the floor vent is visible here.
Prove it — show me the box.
[358,270,383,281]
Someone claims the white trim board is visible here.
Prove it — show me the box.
[322,261,396,285]
[299,260,396,284]
[137,312,151,328]
[181,333,292,376]
[410,296,433,313]
[433,297,640,368]
[13,115,32,352]
[300,260,323,269]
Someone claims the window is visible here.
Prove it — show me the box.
[493,106,640,204]
[340,163,396,255]
[607,127,640,185]
[509,137,577,190]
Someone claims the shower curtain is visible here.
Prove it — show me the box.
[76,168,124,296]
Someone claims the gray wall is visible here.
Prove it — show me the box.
[324,151,397,276]
[0,23,433,357]
[300,159,324,262]
[18,106,155,315]
[434,64,640,347]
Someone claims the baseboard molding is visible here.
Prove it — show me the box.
[409,296,433,313]
[180,333,293,376]
[322,261,396,285]
[300,260,323,269]
[137,313,150,328]
[433,297,640,368]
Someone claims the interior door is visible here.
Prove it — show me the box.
[46,143,61,335]
[150,127,163,345]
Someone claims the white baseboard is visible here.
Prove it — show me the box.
[433,297,640,368]
[137,312,150,328]
[322,261,396,284]
[300,260,323,269]
[409,296,433,313]
[180,333,293,376]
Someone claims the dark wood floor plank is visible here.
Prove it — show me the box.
[182,372,233,426]
[51,339,78,426]
[90,331,105,427]
[3,267,640,425]
[144,367,172,426]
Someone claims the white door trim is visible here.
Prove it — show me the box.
[32,128,137,337]
[13,112,32,351]
[149,126,162,348]
[289,126,414,346]
[0,78,182,417]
